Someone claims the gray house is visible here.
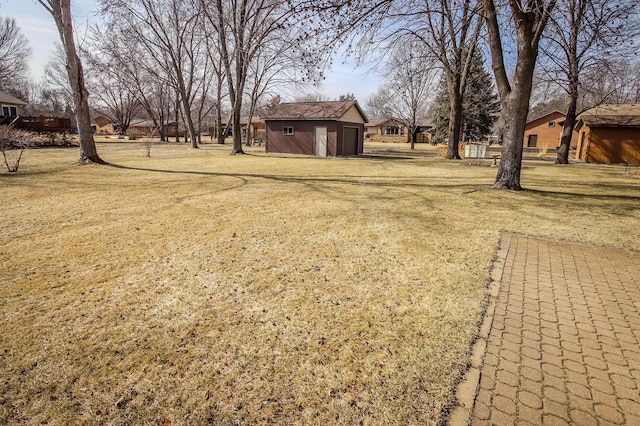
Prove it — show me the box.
[0,91,27,121]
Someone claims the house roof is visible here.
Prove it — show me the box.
[0,91,27,106]
[94,115,112,127]
[577,104,640,128]
[260,100,368,122]
[526,110,566,125]
[366,118,432,128]
[240,116,264,125]
[366,118,406,127]
[129,119,156,128]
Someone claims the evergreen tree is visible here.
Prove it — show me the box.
[338,92,357,101]
[430,48,500,143]
[429,81,450,145]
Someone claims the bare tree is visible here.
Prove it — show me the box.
[538,0,639,164]
[415,0,484,158]
[41,44,73,109]
[200,0,320,154]
[242,29,306,145]
[365,90,395,120]
[581,60,640,105]
[36,0,103,164]
[84,47,142,134]
[383,43,439,149]
[484,0,556,190]
[305,0,483,159]
[0,125,34,172]
[202,28,228,145]
[0,16,31,92]
[101,0,207,148]
[89,25,174,141]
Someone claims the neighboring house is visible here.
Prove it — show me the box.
[523,111,567,150]
[365,118,408,142]
[239,116,266,141]
[129,119,186,137]
[128,119,157,136]
[93,115,116,135]
[365,118,432,143]
[0,91,27,122]
[261,100,368,157]
[415,119,433,143]
[1,92,71,133]
[574,104,640,165]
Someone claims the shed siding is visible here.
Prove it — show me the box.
[340,105,367,124]
[583,127,640,165]
[266,120,338,156]
[266,120,364,156]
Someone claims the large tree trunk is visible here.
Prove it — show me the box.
[484,0,554,190]
[175,97,181,143]
[47,0,103,164]
[492,88,531,190]
[216,104,224,144]
[230,110,245,154]
[556,95,577,164]
[176,74,198,149]
[556,68,579,164]
[446,84,463,159]
[491,61,537,190]
[215,81,225,144]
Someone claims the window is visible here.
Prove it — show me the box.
[283,126,294,135]
[386,126,399,135]
[548,122,555,127]
[1,106,18,116]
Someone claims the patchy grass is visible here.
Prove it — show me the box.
[1,142,638,424]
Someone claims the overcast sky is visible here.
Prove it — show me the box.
[1,0,379,104]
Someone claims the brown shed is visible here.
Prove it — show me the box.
[575,104,640,165]
[261,101,368,157]
[523,111,568,150]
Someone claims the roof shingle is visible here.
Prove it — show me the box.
[579,104,640,127]
[260,101,363,121]
[0,91,27,106]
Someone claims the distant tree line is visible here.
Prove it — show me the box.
[2,0,638,188]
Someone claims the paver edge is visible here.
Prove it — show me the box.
[447,232,512,426]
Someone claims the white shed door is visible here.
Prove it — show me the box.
[315,126,327,157]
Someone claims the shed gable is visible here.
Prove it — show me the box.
[339,105,366,124]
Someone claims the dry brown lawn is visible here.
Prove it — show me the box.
[1,141,638,425]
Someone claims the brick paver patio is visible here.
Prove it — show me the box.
[451,233,640,425]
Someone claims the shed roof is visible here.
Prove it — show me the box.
[577,104,640,128]
[0,91,27,106]
[261,100,368,122]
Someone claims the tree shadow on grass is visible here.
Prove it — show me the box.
[525,187,640,203]
[104,161,494,207]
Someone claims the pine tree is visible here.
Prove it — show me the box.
[430,48,500,144]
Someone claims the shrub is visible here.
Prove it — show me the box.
[0,125,34,172]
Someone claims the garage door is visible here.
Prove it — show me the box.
[343,127,359,156]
